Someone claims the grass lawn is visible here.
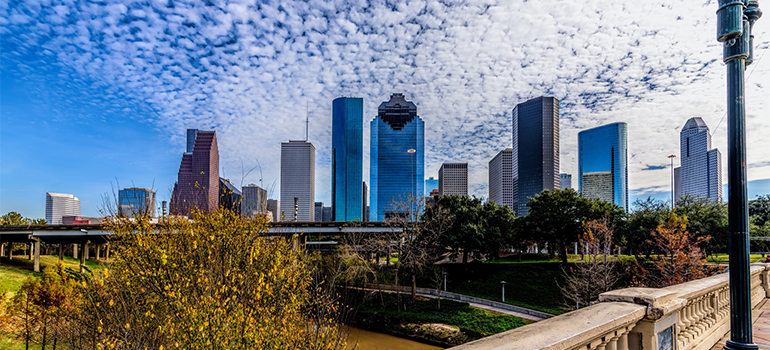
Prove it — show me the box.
[706,254,765,264]
[0,335,42,350]
[0,255,105,297]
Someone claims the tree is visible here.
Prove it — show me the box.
[64,209,346,350]
[524,189,624,264]
[750,195,770,227]
[621,198,669,256]
[0,212,47,225]
[561,217,621,308]
[674,195,728,255]
[648,212,715,287]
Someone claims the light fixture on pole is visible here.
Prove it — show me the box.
[668,154,676,208]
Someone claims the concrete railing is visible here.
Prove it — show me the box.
[451,264,770,350]
[361,283,555,319]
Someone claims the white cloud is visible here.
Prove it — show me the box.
[2,0,769,203]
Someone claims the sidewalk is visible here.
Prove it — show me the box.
[711,299,770,349]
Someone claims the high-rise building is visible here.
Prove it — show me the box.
[332,97,364,221]
[512,96,560,215]
[314,202,324,222]
[170,129,219,216]
[241,184,268,218]
[675,118,722,203]
[425,177,439,196]
[219,178,242,214]
[280,140,315,221]
[578,122,628,210]
[439,163,468,196]
[489,148,514,210]
[370,93,424,221]
[45,192,81,224]
[559,173,572,190]
[267,199,280,222]
[362,181,368,221]
[118,188,156,217]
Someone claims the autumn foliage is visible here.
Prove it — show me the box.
[648,212,717,287]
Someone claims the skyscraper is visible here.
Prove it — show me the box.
[241,184,268,218]
[489,148,514,210]
[170,129,219,216]
[512,96,560,215]
[45,192,81,224]
[370,93,425,221]
[675,117,722,203]
[439,163,468,196]
[425,177,438,196]
[280,140,315,221]
[559,173,572,190]
[266,199,280,222]
[578,122,628,210]
[118,188,156,217]
[219,178,242,214]
[332,97,364,221]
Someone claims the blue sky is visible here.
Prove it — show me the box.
[1,0,769,219]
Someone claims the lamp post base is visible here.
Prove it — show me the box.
[725,339,759,350]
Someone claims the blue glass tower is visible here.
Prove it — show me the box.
[332,97,364,221]
[371,93,424,221]
[578,122,628,210]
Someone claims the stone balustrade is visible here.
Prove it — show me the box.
[451,264,770,350]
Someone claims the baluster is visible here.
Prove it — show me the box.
[678,308,689,344]
[617,328,630,350]
[605,332,621,350]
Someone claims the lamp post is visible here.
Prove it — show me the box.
[443,271,447,291]
[717,1,762,349]
[668,154,676,208]
[501,281,506,302]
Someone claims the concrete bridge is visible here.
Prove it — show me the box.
[0,221,400,272]
[451,264,770,350]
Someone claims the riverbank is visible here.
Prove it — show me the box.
[349,291,528,347]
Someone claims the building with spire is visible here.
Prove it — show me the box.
[675,117,722,203]
[370,93,424,221]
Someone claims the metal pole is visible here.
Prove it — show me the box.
[501,281,506,302]
[668,155,676,208]
[718,1,762,349]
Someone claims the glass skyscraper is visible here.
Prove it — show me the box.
[512,96,560,215]
[675,117,722,203]
[370,93,424,221]
[118,188,156,217]
[332,97,364,221]
[578,122,628,210]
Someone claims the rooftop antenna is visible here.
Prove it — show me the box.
[305,102,309,141]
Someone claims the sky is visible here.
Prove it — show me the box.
[1,0,769,219]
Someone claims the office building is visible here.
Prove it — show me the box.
[512,96,560,215]
[362,181,369,221]
[674,117,722,203]
[578,122,628,209]
[118,188,156,217]
[332,97,364,221]
[218,178,241,214]
[280,140,315,221]
[241,184,268,218]
[559,174,572,190]
[45,192,81,224]
[170,129,219,216]
[425,177,439,196]
[439,163,468,196]
[489,148,514,210]
[267,199,280,222]
[370,93,424,220]
[315,202,324,222]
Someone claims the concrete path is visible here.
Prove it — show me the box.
[711,299,770,349]
[349,285,546,322]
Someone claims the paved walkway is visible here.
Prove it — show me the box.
[712,299,770,349]
[348,285,546,322]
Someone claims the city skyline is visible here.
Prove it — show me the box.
[2,1,770,219]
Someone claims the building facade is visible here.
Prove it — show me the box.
[266,199,280,222]
[118,188,156,217]
[675,117,722,203]
[332,97,364,221]
[489,148,514,210]
[170,129,219,216]
[578,122,628,210]
[241,184,268,218]
[280,140,315,221]
[370,93,425,221]
[559,173,572,190]
[439,163,468,196]
[424,177,439,196]
[219,178,242,214]
[45,192,81,224]
[512,96,560,215]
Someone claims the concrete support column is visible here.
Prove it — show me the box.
[106,244,110,262]
[9,244,13,260]
[84,242,89,260]
[96,244,101,260]
[73,243,78,259]
[29,242,33,260]
[58,244,64,261]
[1,243,4,259]
[33,240,40,273]
[79,243,86,273]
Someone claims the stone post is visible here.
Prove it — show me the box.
[33,239,40,273]
[599,288,686,350]
[73,243,78,259]
[79,243,86,273]
[29,242,33,260]
[96,244,101,260]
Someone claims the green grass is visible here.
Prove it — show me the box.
[0,255,106,298]
[706,254,765,264]
[0,335,42,350]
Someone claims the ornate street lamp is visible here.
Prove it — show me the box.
[717,1,762,349]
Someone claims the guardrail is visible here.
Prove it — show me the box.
[451,264,770,350]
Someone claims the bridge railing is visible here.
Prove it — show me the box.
[452,264,770,350]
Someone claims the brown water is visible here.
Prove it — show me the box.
[346,326,444,350]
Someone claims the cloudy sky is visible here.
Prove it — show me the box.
[1,0,769,219]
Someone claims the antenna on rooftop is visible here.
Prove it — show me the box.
[305,102,309,141]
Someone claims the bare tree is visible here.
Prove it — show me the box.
[561,217,620,309]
